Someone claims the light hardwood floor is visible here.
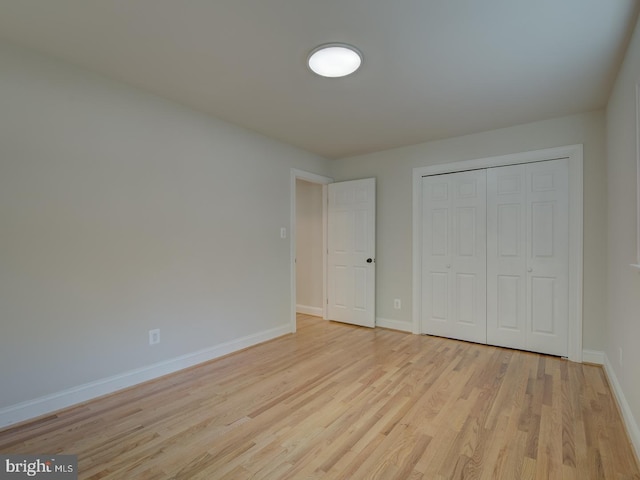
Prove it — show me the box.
[1,314,639,479]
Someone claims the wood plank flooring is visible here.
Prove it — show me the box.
[1,314,638,479]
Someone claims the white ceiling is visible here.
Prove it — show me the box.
[0,1,638,159]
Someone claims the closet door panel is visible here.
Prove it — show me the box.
[421,175,453,338]
[525,159,569,356]
[422,170,486,343]
[487,160,569,356]
[451,171,487,343]
[487,165,527,349]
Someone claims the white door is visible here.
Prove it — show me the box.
[327,178,376,327]
[526,159,569,356]
[486,164,527,349]
[487,159,569,356]
[421,170,487,343]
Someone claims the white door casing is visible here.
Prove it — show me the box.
[421,170,487,343]
[327,178,376,328]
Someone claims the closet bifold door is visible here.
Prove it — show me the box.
[486,159,569,357]
[486,165,528,350]
[421,170,487,344]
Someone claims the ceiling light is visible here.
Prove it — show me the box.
[307,43,362,78]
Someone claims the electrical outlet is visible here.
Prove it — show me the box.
[394,298,401,309]
[149,329,160,346]
[280,227,287,239]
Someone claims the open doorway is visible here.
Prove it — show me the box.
[296,179,324,317]
[289,169,332,333]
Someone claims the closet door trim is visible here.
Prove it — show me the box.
[412,144,583,362]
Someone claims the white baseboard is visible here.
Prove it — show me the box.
[376,317,413,332]
[582,349,605,365]
[296,305,323,317]
[603,353,640,463]
[0,324,291,430]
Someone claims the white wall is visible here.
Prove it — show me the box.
[0,41,330,415]
[605,13,640,455]
[295,179,324,313]
[330,110,607,352]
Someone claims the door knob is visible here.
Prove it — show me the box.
[527,267,533,272]
[446,264,451,269]
[366,258,374,263]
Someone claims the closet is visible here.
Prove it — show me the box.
[421,158,569,357]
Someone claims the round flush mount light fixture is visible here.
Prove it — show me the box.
[307,43,362,78]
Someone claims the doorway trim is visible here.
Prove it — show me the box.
[412,144,584,362]
[290,169,333,333]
